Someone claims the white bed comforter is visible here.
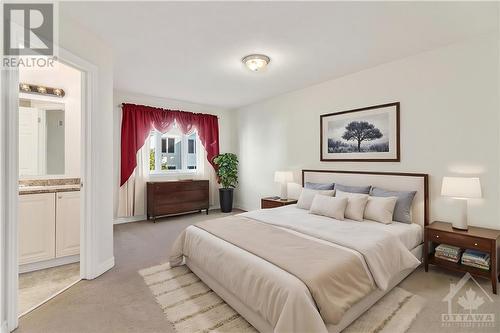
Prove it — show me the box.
[241,207,421,290]
[173,206,420,333]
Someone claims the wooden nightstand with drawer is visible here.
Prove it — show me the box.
[261,197,298,209]
[424,221,500,294]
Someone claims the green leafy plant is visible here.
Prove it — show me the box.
[213,153,238,188]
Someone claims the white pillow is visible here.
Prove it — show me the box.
[297,188,335,210]
[335,190,369,221]
[309,195,348,220]
[364,196,398,224]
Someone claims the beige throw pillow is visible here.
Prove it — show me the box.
[335,190,369,221]
[309,195,348,220]
[297,188,335,210]
[364,196,398,224]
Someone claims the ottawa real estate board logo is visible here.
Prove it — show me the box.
[2,2,57,68]
[442,272,495,328]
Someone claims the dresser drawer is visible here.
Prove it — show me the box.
[428,229,491,251]
[261,200,283,209]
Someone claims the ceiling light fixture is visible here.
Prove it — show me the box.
[242,54,270,72]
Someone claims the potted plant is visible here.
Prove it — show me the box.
[213,153,238,213]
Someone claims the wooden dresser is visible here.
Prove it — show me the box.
[147,180,209,222]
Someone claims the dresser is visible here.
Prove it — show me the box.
[147,180,209,221]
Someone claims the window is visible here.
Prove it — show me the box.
[188,139,195,154]
[149,125,199,174]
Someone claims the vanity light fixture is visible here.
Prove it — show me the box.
[20,83,31,92]
[242,54,270,72]
[19,83,65,98]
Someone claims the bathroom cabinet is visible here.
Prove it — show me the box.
[19,192,80,267]
[18,193,56,265]
[56,192,81,257]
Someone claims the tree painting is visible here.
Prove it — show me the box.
[341,121,383,152]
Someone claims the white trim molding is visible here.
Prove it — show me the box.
[19,255,80,274]
[91,256,115,280]
[114,215,147,225]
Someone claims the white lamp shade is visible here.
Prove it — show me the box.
[441,177,482,199]
[274,171,294,184]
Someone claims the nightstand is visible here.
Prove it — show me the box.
[261,197,298,209]
[424,221,500,294]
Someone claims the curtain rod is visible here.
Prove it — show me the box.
[117,103,220,119]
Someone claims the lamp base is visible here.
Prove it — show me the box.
[451,198,469,231]
[451,224,469,231]
[279,183,288,200]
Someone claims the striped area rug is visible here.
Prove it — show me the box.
[139,263,425,333]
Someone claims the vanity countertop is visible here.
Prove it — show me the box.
[19,184,81,195]
[18,178,81,195]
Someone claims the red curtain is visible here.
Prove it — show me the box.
[120,103,219,186]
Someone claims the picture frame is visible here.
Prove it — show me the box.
[320,102,400,162]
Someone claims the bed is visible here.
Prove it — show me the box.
[170,170,429,333]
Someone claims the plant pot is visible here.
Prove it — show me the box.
[219,188,234,213]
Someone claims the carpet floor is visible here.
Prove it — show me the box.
[15,209,500,333]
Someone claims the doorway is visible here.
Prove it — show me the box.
[3,46,101,332]
[17,60,83,316]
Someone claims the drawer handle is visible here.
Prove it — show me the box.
[474,243,478,246]
[435,235,439,238]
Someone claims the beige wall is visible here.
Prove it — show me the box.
[235,34,500,229]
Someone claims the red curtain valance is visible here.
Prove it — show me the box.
[120,103,219,186]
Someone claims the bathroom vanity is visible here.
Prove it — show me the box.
[18,179,81,273]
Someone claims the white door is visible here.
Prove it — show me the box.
[56,191,80,257]
[18,193,56,265]
[18,107,40,176]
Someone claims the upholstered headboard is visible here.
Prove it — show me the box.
[301,170,429,226]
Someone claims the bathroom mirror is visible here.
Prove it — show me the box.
[19,98,66,177]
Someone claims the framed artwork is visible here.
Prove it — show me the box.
[320,102,400,162]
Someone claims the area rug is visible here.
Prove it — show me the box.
[139,263,425,333]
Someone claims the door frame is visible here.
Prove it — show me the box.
[4,47,99,331]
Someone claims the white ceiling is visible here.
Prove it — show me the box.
[61,1,497,109]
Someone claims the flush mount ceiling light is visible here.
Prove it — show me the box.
[242,54,270,72]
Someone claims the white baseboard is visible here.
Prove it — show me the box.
[233,202,251,212]
[90,256,115,279]
[113,215,147,225]
[19,255,80,274]
[113,206,228,225]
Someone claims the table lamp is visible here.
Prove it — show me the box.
[441,176,482,230]
[274,171,294,200]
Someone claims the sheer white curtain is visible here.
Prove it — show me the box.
[117,137,150,218]
[193,138,218,208]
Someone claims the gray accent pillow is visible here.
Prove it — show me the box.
[334,183,371,194]
[305,182,335,190]
[370,187,417,224]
